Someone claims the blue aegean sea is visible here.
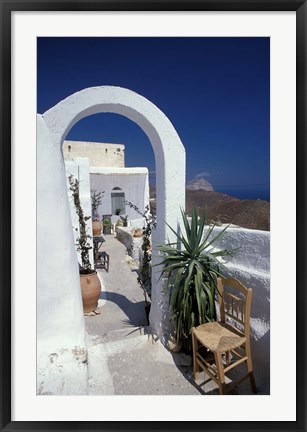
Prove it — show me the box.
[215,188,270,202]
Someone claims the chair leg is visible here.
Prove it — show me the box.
[246,345,257,393]
[192,331,199,380]
[248,371,257,393]
[214,352,227,395]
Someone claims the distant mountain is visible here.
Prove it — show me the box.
[186,177,214,191]
[185,189,270,231]
[149,186,270,231]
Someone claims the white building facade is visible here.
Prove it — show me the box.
[90,167,149,221]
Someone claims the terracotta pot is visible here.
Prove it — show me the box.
[133,228,143,237]
[80,271,101,313]
[92,220,102,236]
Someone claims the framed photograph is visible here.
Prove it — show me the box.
[2,0,306,430]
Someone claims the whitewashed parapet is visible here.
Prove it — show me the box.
[116,226,143,260]
[203,227,270,323]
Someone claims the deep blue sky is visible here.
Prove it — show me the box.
[37,37,270,200]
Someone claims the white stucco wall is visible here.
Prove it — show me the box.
[42,86,186,338]
[37,115,86,358]
[90,167,149,220]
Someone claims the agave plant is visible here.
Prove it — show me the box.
[156,207,236,352]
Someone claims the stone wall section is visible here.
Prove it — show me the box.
[63,140,125,167]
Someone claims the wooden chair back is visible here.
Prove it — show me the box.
[217,277,252,338]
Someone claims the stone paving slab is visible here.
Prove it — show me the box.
[87,334,202,395]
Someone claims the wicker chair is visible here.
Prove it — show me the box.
[192,277,257,395]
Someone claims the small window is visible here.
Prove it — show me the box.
[111,187,125,214]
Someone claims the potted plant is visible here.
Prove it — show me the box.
[115,208,122,216]
[115,218,123,228]
[102,217,112,235]
[120,215,128,227]
[69,175,101,314]
[156,207,236,353]
[91,190,104,236]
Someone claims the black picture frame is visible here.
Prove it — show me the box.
[1,1,306,431]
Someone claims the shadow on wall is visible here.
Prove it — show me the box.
[250,328,270,394]
[100,291,147,327]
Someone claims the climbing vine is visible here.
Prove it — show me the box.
[125,201,157,304]
[68,175,93,274]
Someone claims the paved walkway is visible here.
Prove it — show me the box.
[84,233,202,395]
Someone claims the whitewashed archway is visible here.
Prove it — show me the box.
[37,86,185,355]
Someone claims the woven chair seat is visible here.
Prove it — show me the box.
[193,322,246,353]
